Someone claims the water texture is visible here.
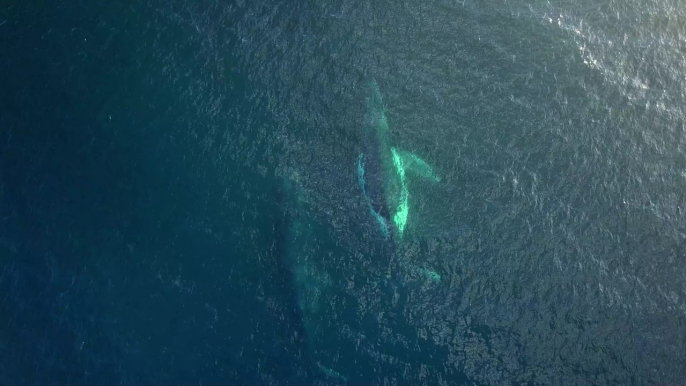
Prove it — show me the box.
[1,0,685,385]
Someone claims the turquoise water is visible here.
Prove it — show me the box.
[1,0,685,384]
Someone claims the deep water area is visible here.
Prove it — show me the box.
[1,0,685,385]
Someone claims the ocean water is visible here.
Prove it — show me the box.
[1,0,685,385]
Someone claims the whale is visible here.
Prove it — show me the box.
[358,81,440,241]
[273,82,444,383]
[276,175,351,383]
[357,81,442,282]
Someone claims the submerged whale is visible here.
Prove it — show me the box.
[357,81,442,283]
[277,175,350,383]
[357,81,440,241]
[274,82,444,383]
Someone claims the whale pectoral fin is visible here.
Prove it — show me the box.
[398,150,441,182]
[316,362,348,382]
[406,263,442,283]
[357,153,391,239]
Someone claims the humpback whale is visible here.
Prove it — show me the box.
[358,81,441,240]
[357,81,442,282]
[273,82,444,383]
[277,175,350,383]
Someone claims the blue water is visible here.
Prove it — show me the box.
[1,0,685,385]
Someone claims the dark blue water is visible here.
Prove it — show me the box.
[1,0,685,385]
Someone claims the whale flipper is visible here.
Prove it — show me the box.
[359,81,443,240]
[397,150,440,182]
[358,153,391,239]
[316,362,348,383]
